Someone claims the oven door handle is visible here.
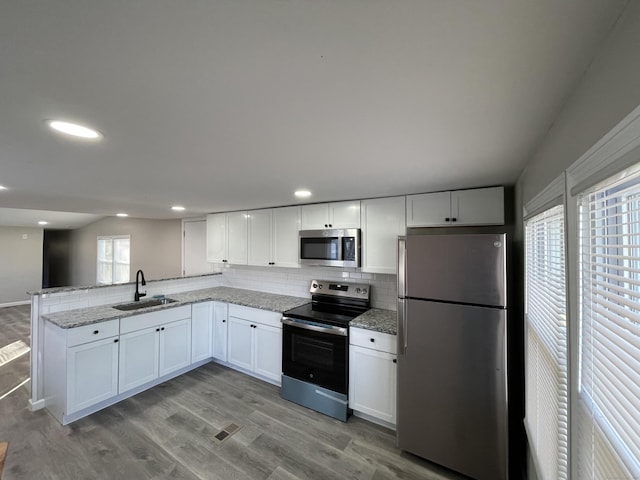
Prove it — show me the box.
[281,317,348,337]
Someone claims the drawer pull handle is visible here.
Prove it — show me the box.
[93,330,99,335]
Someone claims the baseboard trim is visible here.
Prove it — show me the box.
[29,398,46,411]
[0,300,30,308]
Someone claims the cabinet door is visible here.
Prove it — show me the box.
[119,326,160,394]
[191,302,213,363]
[212,302,228,362]
[67,337,119,415]
[272,206,300,268]
[226,211,248,264]
[452,186,504,226]
[159,318,191,377]
[330,201,361,228]
[361,196,406,274]
[206,213,226,263]
[406,191,451,227]
[349,345,397,425]
[247,209,272,266]
[253,323,282,384]
[301,203,329,229]
[227,316,253,371]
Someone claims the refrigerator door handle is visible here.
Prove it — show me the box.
[397,236,406,297]
[397,298,407,354]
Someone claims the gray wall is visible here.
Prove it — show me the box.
[69,217,182,286]
[518,1,640,204]
[0,226,44,304]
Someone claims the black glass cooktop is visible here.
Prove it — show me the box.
[282,301,367,327]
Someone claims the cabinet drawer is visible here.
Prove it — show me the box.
[350,327,397,354]
[228,304,281,328]
[66,319,119,347]
[120,305,191,334]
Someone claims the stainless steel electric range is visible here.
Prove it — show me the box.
[280,279,371,421]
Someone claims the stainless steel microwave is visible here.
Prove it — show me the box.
[299,228,361,268]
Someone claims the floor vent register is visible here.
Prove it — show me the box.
[213,423,242,445]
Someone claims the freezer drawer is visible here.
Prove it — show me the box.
[404,233,507,307]
[397,299,508,480]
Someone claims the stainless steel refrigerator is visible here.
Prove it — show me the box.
[397,234,508,480]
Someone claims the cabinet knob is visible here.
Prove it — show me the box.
[93,330,99,335]
[328,224,332,228]
[451,217,457,222]
[445,217,450,222]
[393,358,397,364]
[114,339,119,343]
[156,328,160,332]
[370,338,375,343]
[222,259,227,263]
[161,327,165,331]
[222,319,226,323]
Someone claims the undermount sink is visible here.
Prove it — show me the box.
[112,298,177,311]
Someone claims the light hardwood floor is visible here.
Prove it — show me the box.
[0,305,468,480]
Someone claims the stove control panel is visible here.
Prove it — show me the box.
[309,279,370,300]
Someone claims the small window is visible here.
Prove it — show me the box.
[97,236,130,285]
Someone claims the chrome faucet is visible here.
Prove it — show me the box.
[134,269,146,301]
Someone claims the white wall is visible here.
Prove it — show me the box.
[69,217,182,286]
[0,226,43,305]
[518,1,640,204]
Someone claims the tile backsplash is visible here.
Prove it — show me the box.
[216,264,397,311]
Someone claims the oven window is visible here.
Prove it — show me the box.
[300,237,339,260]
[282,324,348,394]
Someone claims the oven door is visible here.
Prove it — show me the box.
[281,317,348,394]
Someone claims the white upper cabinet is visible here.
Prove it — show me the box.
[272,206,301,267]
[451,186,504,225]
[361,196,406,274]
[406,186,504,227]
[248,206,300,268]
[301,201,361,229]
[206,212,248,264]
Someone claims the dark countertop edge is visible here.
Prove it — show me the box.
[28,272,222,296]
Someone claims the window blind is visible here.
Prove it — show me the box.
[525,205,568,480]
[578,169,640,479]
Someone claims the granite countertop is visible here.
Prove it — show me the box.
[351,308,397,335]
[28,272,222,296]
[44,286,310,329]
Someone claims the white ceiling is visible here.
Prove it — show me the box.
[0,0,628,226]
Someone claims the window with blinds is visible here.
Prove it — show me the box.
[578,169,640,479]
[525,205,568,480]
[97,235,130,285]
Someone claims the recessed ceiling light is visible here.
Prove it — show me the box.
[47,120,102,139]
[116,213,128,217]
[171,206,186,212]
[38,221,49,225]
[295,190,312,198]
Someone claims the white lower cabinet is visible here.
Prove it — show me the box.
[212,301,228,362]
[349,327,397,427]
[67,335,119,415]
[43,319,120,423]
[191,302,213,363]
[119,306,192,394]
[226,304,282,384]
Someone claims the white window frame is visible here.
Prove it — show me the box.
[97,235,131,285]
[524,176,569,480]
